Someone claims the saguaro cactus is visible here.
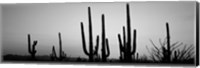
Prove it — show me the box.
[50,32,66,61]
[28,34,38,60]
[58,32,65,60]
[157,23,171,62]
[117,3,137,62]
[173,51,178,62]
[80,7,99,62]
[50,46,57,61]
[166,22,171,62]
[101,14,110,62]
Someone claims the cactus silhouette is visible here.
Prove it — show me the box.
[101,14,110,62]
[50,46,57,61]
[27,34,38,60]
[147,22,195,63]
[173,51,178,62]
[50,32,66,61]
[160,23,171,62]
[166,23,171,62]
[171,44,194,62]
[117,3,137,62]
[80,7,100,62]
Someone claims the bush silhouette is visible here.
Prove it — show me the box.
[146,23,195,63]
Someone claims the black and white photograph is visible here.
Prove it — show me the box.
[1,1,198,66]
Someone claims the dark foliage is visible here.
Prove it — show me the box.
[146,23,195,64]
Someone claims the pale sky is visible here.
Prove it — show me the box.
[1,2,196,59]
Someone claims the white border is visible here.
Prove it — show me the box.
[0,0,197,3]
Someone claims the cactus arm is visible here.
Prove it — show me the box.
[32,41,37,53]
[118,34,123,50]
[118,34,124,51]
[118,34,123,58]
[28,34,32,53]
[53,46,57,58]
[52,46,58,59]
[94,35,99,54]
[105,38,110,57]
[80,22,89,55]
[131,29,136,54]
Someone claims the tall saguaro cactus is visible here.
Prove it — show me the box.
[101,14,110,62]
[166,22,171,62]
[80,7,100,62]
[50,32,66,61]
[158,23,171,62]
[117,3,137,62]
[58,32,64,60]
[27,34,38,60]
